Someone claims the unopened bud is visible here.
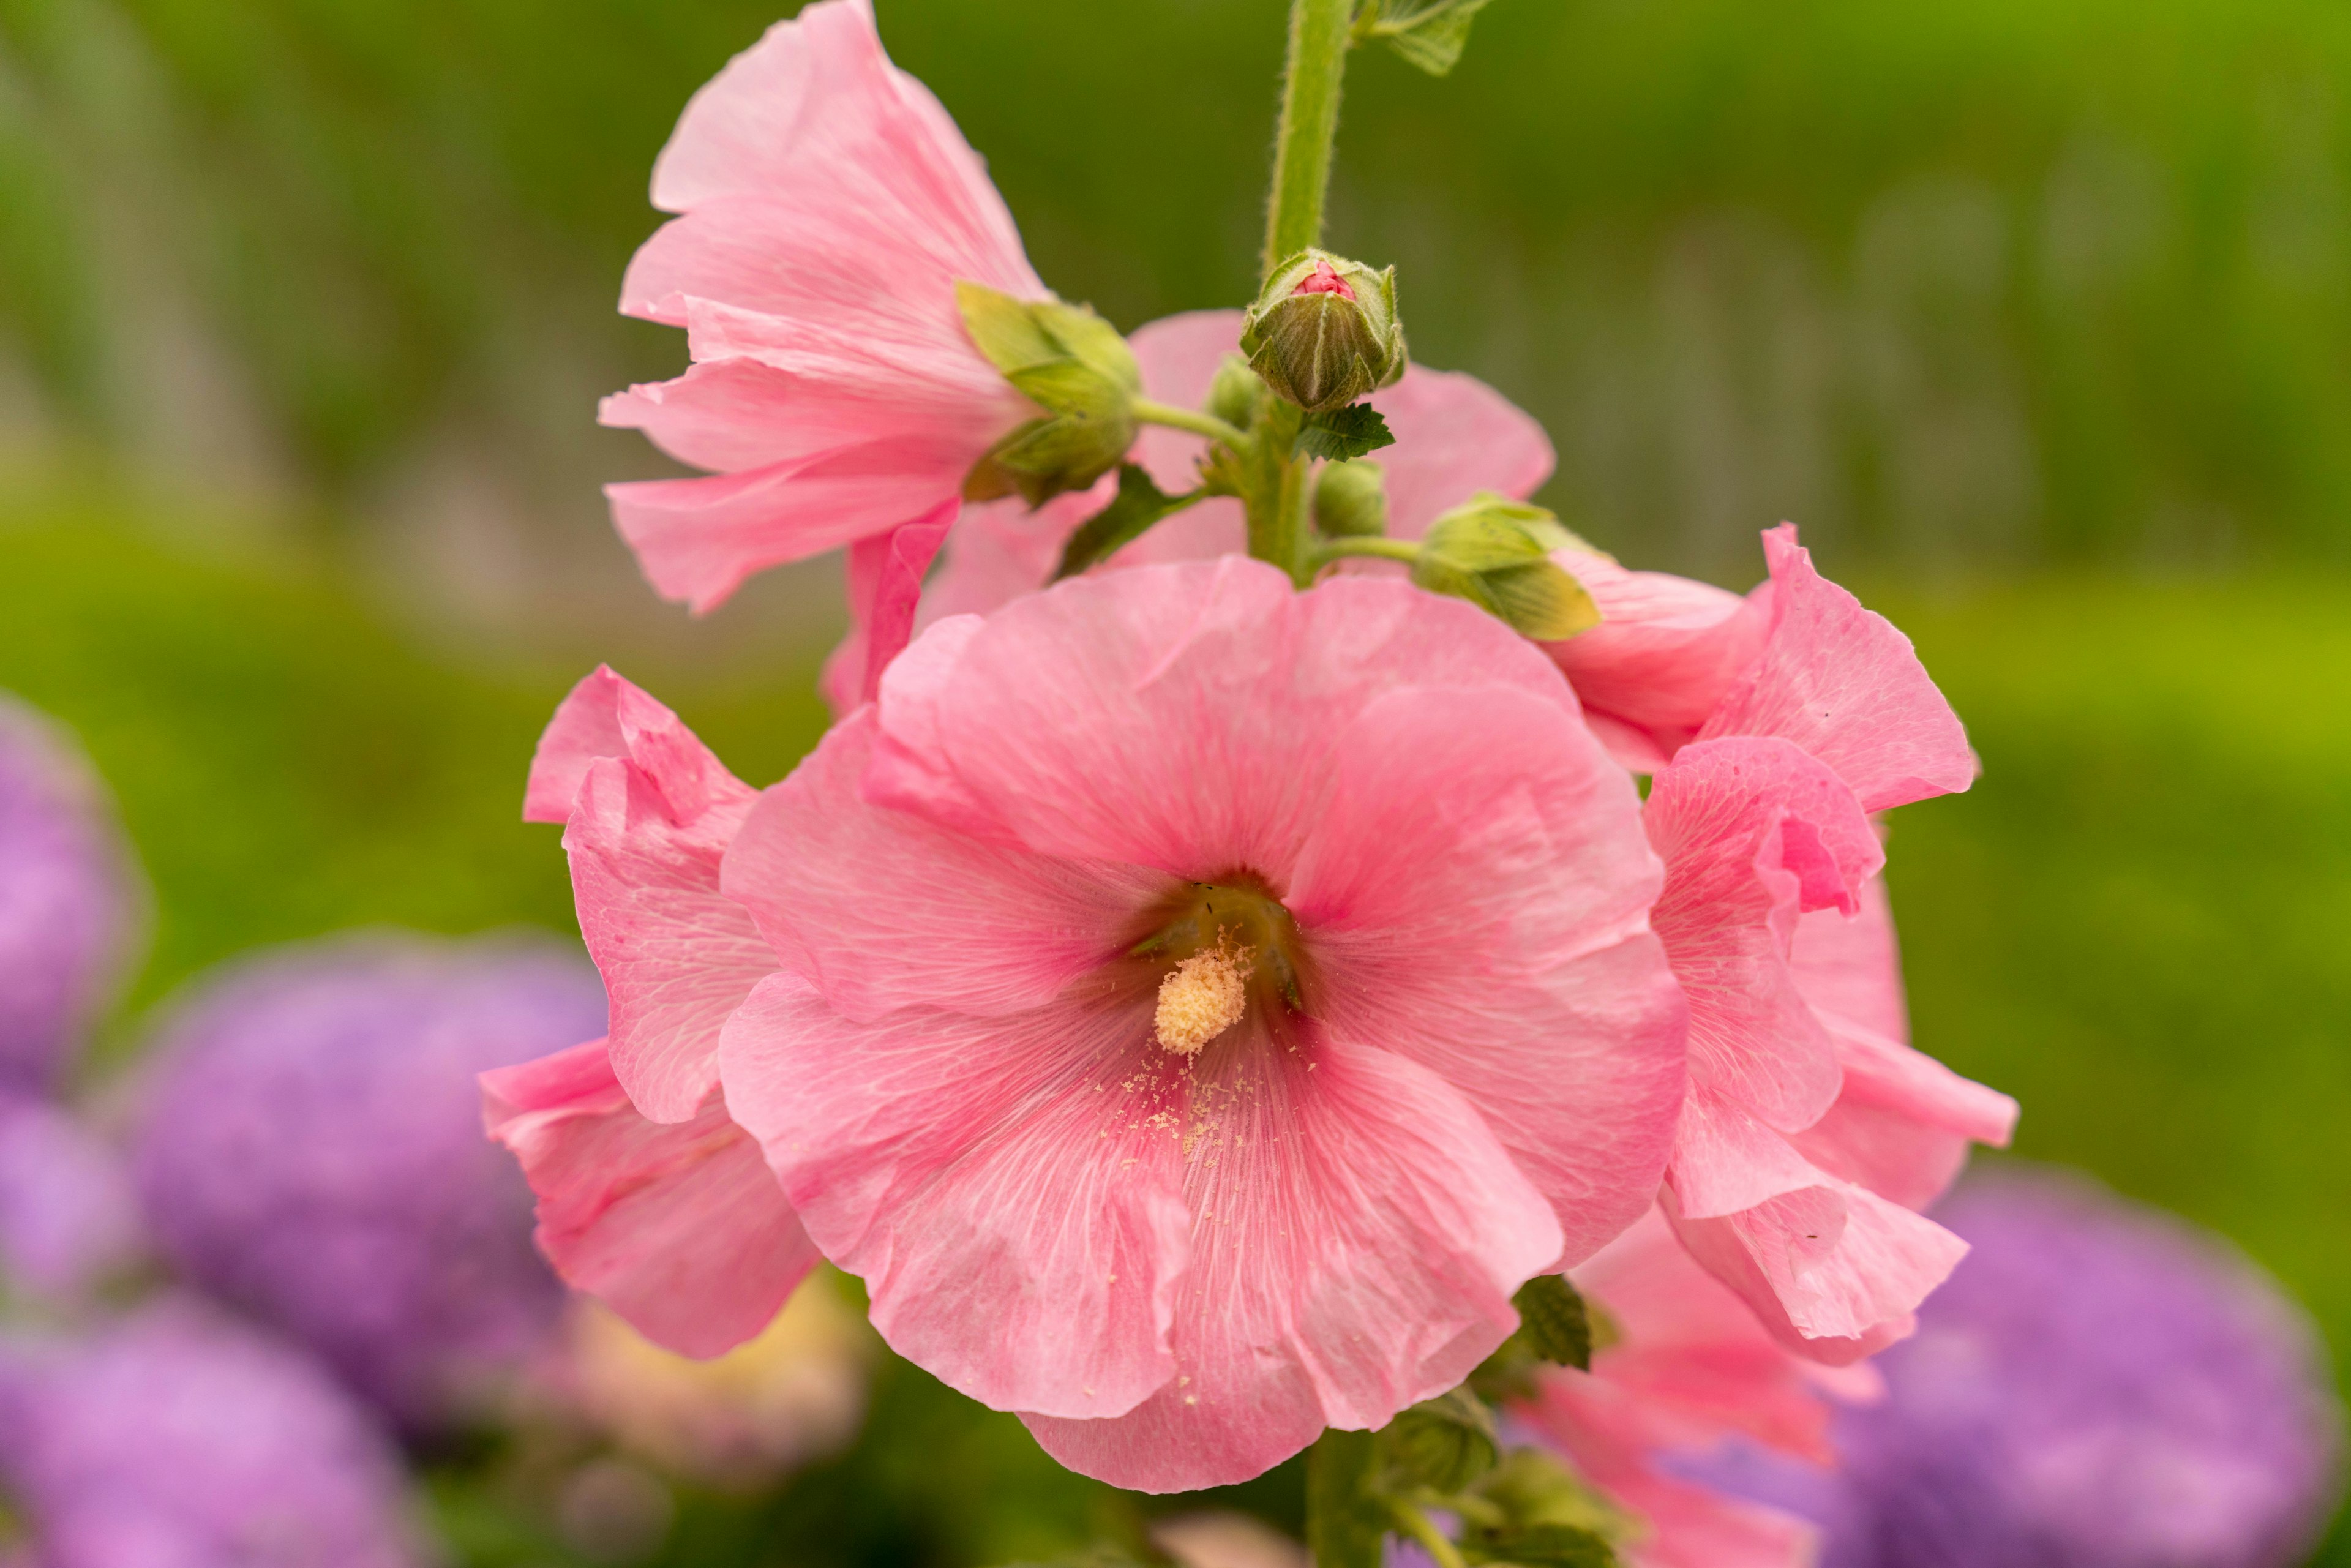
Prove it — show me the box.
[1314,460,1389,538]
[957,282,1141,506]
[1240,249,1406,414]
[1411,493,1602,641]
[1204,354,1265,431]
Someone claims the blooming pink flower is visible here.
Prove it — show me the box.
[898,308,1554,630]
[1611,528,2011,1361]
[1519,1207,1862,1568]
[599,0,1046,617]
[503,558,1685,1490]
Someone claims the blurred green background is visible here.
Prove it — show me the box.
[1,0,2347,1562]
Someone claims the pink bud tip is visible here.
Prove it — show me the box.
[1291,261,1356,301]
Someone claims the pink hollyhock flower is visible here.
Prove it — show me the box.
[498,558,1687,1491]
[598,0,1047,619]
[1515,1207,1863,1568]
[843,307,1553,710]
[1614,528,2012,1361]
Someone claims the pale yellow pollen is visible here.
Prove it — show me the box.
[1154,939,1251,1056]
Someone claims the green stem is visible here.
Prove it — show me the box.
[1131,397,1249,449]
[1309,535,1420,570]
[1264,0,1353,274]
[1390,1502,1471,1568]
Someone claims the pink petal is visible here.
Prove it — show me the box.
[1662,1176,1967,1364]
[1783,876,1908,1044]
[718,973,1191,1423]
[1023,1035,1562,1493]
[607,440,981,615]
[820,501,959,715]
[1285,683,1684,1267]
[482,1037,816,1359]
[1645,737,1882,1195]
[864,560,1578,879]
[722,711,1167,1024]
[1369,366,1556,538]
[528,669,774,1123]
[1698,526,1975,812]
[1543,553,1771,762]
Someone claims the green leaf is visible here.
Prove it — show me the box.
[1512,1274,1594,1372]
[1052,465,1200,580]
[1459,1523,1617,1568]
[1359,0,1497,77]
[1379,1387,1501,1495]
[1297,403,1396,461]
[1306,1428,1388,1568]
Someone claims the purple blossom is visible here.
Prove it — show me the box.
[0,699,139,1092]
[1693,1165,2345,1568]
[0,1093,141,1304]
[0,1296,433,1568]
[130,932,607,1427]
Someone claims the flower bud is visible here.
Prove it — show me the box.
[957,283,1142,506]
[1313,459,1389,538]
[1204,353,1266,431]
[1411,493,1603,641]
[1240,249,1406,413]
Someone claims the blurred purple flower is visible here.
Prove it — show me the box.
[0,1295,433,1568]
[130,933,607,1427]
[1692,1165,2345,1568]
[0,1093,141,1304]
[0,698,140,1092]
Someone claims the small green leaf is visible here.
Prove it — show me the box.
[1297,403,1397,462]
[1379,1387,1501,1495]
[1459,1523,1617,1568]
[1359,0,1497,77]
[1512,1275,1594,1371]
[1306,1427,1387,1568]
[1052,465,1201,580]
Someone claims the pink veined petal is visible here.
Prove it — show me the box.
[646,0,1036,294]
[1370,365,1556,538]
[481,1037,816,1359]
[606,438,977,615]
[526,669,775,1123]
[1285,683,1685,1269]
[866,560,1578,880]
[1785,882,2016,1210]
[1661,1174,1967,1365]
[819,501,959,715]
[1022,1032,1563,1493]
[722,711,1168,1024]
[717,972,1193,1424]
[1644,738,1883,1213]
[1544,553,1771,765]
[1698,526,1976,812]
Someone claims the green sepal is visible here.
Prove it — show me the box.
[1457,1523,1616,1568]
[1355,0,1497,77]
[1411,493,1602,640]
[1458,1450,1632,1567]
[1378,1387,1501,1496]
[1305,1427,1388,1568]
[1205,353,1267,430]
[1297,404,1397,462]
[956,281,1141,506]
[1052,464,1201,580]
[1314,459,1390,538]
[1242,249,1408,413]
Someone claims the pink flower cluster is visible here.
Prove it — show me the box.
[490,0,2018,1544]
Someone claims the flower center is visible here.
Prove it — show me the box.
[1131,877,1307,1058]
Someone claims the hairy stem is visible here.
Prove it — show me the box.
[1264,0,1352,274]
[1390,1502,1471,1568]
[1308,535,1420,570]
[1131,397,1250,449]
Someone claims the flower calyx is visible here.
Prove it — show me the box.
[958,282,1142,506]
[1411,493,1603,642]
[1314,459,1390,538]
[1242,249,1406,414]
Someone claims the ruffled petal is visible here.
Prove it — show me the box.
[1022,1034,1562,1493]
[718,973,1192,1422]
[723,711,1165,1023]
[482,1037,816,1359]
[1544,552,1770,763]
[1286,683,1684,1267]
[1698,526,1975,812]
[528,669,773,1122]
[818,501,959,714]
